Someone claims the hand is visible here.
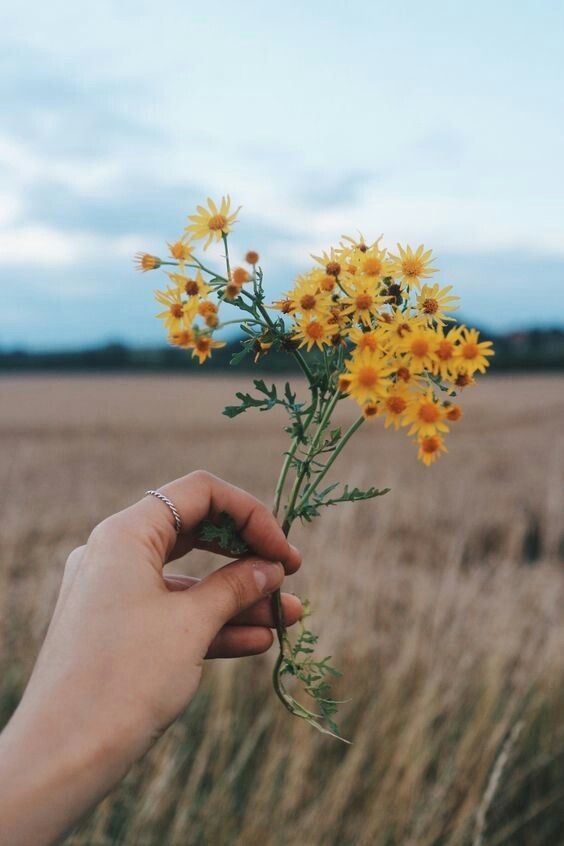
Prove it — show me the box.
[0,471,302,846]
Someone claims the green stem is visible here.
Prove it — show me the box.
[222,233,232,282]
[297,415,364,511]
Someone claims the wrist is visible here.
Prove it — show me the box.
[0,693,139,846]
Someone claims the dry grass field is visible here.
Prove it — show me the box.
[1,374,563,845]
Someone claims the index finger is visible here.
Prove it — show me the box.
[140,470,301,573]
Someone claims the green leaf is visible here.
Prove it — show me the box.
[198,513,249,555]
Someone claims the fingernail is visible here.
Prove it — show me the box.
[253,561,284,595]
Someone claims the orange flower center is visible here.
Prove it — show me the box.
[362,257,382,276]
[421,435,441,454]
[300,293,317,310]
[462,342,479,359]
[355,293,373,310]
[396,366,411,382]
[410,338,429,357]
[422,297,438,314]
[436,340,454,360]
[196,338,211,352]
[358,334,378,351]
[170,303,184,318]
[386,395,407,414]
[185,280,199,296]
[357,366,379,388]
[326,261,341,277]
[396,322,411,337]
[320,275,336,291]
[306,321,324,340]
[402,257,423,278]
[363,403,379,417]
[419,402,440,423]
[208,214,227,231]
[455,372,472,388]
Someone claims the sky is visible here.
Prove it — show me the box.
[1,0,563,349]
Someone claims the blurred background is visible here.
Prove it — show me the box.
[1,2,563,845]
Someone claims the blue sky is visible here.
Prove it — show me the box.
[1,0,563,349]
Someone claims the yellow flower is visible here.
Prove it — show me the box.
[168,270,211,300]
[155,288,195,332]
[456,327,494,375]
[287,272,332,319]
[292,315,334,351]
[387,244,438,290]
[341,278,385,326]
[134,252,162,272]
[358,244,392,281]
[417,434,448,466]
[342,349,393,406]
[349,326,385,354]
[311,247,342,278]
[431,326,462,381]
[416,283,459,326]
[168,328,194,348]
[404,390,449,437]
[167,239,194,262]
[191,335,226,364]
[380,383,411,430]
[395,325,437,373]
[186,196,241,249]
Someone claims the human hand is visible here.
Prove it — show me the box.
[0,471,302,846]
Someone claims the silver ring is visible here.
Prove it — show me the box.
[145,490,183,534]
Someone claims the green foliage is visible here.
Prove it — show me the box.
[198,512,249,556]
[296,484,391,522]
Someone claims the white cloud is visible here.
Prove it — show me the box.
[0,224,140,268]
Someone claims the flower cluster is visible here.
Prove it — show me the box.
[137,197,493,467]
[275,237,493,465]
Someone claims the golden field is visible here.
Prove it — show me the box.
[1,373,563,846]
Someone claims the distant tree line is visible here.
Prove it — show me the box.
[1,328,563,374]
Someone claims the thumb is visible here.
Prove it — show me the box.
[183,557,285,639]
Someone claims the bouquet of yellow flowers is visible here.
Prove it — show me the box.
[136,196,493,738]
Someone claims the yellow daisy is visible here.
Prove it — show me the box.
[167,239,194,262]
[358,244,392,281]
[380,383,411,430]
[311,247,342,278]
[155,288,194,332]
[168,270,211,300]
[417,283,460,327]
[387,244,438,290]
[287,272,332,319]
[349,326,385,354]
[417,434,448,466]
[342,349,393,406]
[403,390,449,437]
[395,325,437,373]
[185,196,241,249]
[341,278,385,326]
[431,326,463,381]
[191,335,226,365]
[456,327,494,375]
[168,328,194,348]
[292,315,334,351]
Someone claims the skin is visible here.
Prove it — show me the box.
[0,471,303,846]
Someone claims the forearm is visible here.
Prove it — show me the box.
[0,698,134,846]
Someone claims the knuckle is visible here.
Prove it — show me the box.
[64,545,86,574]
[188,469,214,486]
